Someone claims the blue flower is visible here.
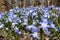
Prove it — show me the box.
[50,23,58,31]
[48,5,55,9]
[43,28,51,36]
[5,27,9,31]
[14,29,21,35]
[11,25,15,28]
[8,9,14,16]
[29,32,38,39]
[31,26,38,33]
[22,18,28,25]
[22,22,28,25]
[32,20,36,25]
[57,26,60,30]
[0,5,59,39]
[17,31,22,35]
[54,7,60,11]
[26,25,38,32]
[8,18,13,22]
[39,22,50,28]
[51,13,58,17]
[0,24,4,29]
[13,6,20,13]
[26,25,33,30]
[40,16,48,22]
[14,27,22,35]
[0,14,4,20]
[32,12,37,16]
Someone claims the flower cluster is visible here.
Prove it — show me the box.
[0,5,60,39]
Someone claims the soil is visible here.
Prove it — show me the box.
[0,0,8,12]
